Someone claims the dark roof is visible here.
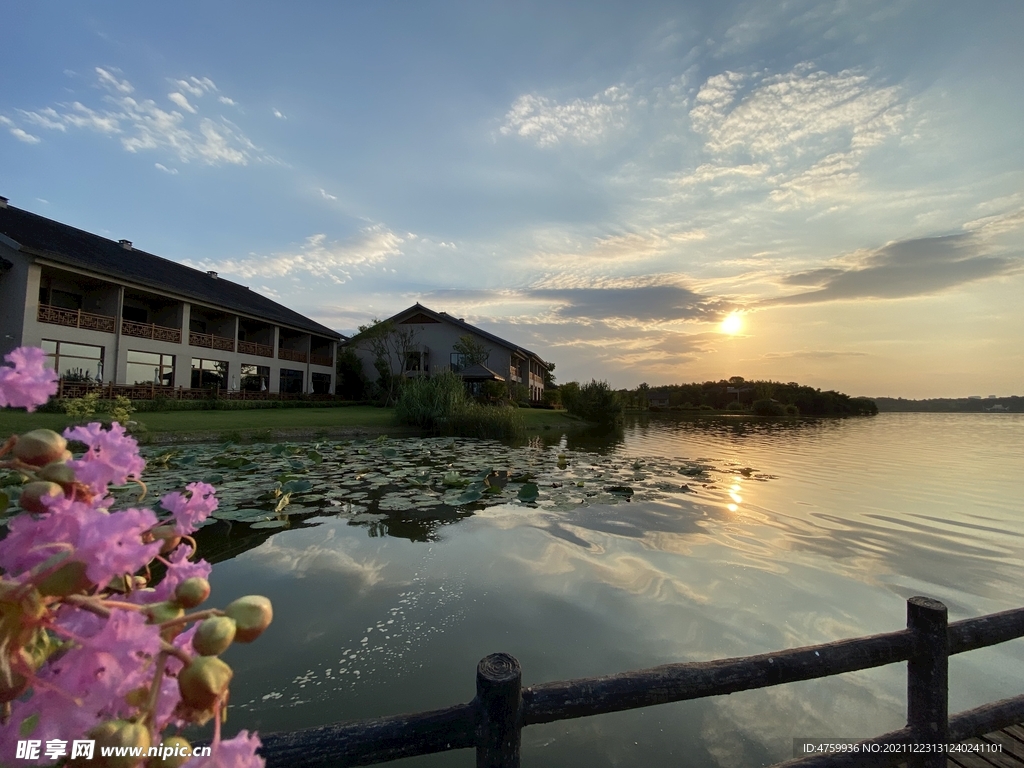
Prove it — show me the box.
[0,204,341,339]
[457,363,505,382]
[377,303,547,366]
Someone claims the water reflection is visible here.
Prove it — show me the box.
[195,414,1024,766]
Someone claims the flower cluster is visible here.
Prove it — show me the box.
[0,350,271,768]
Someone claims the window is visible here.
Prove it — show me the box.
[240,364,270,392]
[42,340,104,382]
[311,372,332,394]
[450,353,469,372]
[279,368,303,394]
[191,358,227,389]
[127,351,174,386]
[406,351,422,372]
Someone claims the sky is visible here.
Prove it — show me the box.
[2,1,1022,398]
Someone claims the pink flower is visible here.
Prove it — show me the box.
[64,422,146,495]
[75,507,162,588]
[0,611,162,759]
[161,482,219,535]
[0,346,58,411]
[185,730,264,768]
[0,496,92,575]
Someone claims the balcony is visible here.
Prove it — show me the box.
[189,331,235,352]
[310,353,333,367]
[238,340,275,358]
[38,304,116,334]
[278,348,308,364]
[122,320,182,344]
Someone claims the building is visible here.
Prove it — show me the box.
[345,303,549,402]
[0,198,341,396]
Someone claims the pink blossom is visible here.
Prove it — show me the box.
[185,730,264,768]
[161,482,219,535]
[0,346,58,412]
[0,495,92,575]
[64,422,146,495]
[0,611,162,760]
[75,507,162,587]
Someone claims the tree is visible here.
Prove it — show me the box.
[543,362,557,389]
[352,318,418,406]
[452,334,490,367]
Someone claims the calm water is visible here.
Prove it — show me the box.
[206,413,1024,767]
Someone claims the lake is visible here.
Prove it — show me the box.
[174,412,1024,767]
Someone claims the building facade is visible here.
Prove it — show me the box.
[346,303,549,402]
[0,198,340,395]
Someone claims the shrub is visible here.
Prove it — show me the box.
[445,403,524,440]
[394,371,524,439]
[785,404,800,416]
[849,396,879,416]
[725,400,745,411]
[561,379,623,426]
[752,399,787,418]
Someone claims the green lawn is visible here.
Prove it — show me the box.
[0,405,582,442]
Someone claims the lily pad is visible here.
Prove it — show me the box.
[281,479,314,494]
[250,520,288,529]
[517,483,539,502]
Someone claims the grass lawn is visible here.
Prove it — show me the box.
[0,405,582,442]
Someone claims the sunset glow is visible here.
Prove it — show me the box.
[721,313,743,335]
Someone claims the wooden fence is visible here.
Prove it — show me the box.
[255,597,1024,768]
[55,380,338,402]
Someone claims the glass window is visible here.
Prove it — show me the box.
[240,364,270,392]
[127,350,174,386]
[122,306,148,323]
[279,368,303,394]
[191,358,227,389]
[450,353,468,372]
[311,372,332,394]
[42,340,104,382]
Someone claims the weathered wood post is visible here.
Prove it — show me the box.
[906,596,948,768]
[476,653,522,768]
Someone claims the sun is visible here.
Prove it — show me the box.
[720,312,743,335]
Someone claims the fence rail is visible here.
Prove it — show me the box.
[121,320,182,344]
[189,331,235,352]
[37,304,116,333]
[278,348,308,363]
[255,598,1024,768]
[237,340,275,358]
[54,381,339,401]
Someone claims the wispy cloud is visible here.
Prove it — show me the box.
[318,188,337,201]
[499,86,630,147]
[668,63,908,212]
[1,68,266,166]
[197,225,407,284]
[272,108,286,120]
[0,116,41,144]
[154,163,178,175]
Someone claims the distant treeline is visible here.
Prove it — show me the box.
[624,378,877,417]
[872,396,1021,413]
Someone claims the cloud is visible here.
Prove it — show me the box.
[167,92,197,114]
[273,108,286,120]
[499,86,629,147]
[1,69,262,166]
[318,188,337,201]
[676,63,907,209]
[154,163,178,175]
[3,121,41,144]
[218,96,236,106]
[528,283,728,323]
[94,67,133,94]
[198,224,407,284]
[767,220,1024,306]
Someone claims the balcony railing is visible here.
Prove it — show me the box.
[37,304,116,334]
[189,331,235,352]
[310,353,334,367]
[278,348,308,364]
[237,340,275,358]
[121,320,182,344]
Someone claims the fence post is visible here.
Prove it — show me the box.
[476,653,522,768]
[906,596,948,768]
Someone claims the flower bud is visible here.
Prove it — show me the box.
[193,616,236,656]
[12,429,68,468]
[178,656,233,710]
[36,459,77,488]
[87,720,151,768]
[224,595,273,643]
[18,481,65,513]
[145,601,184,625]
[147,736,192,768]
[150,524,183,555]
[173,577,210,609]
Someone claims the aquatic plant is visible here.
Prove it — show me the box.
[561,380,624,427]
